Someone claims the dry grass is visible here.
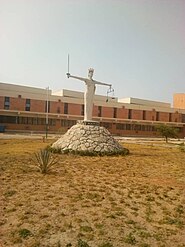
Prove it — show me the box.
[0,138,185,247]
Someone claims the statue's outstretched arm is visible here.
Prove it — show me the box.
[66,73,87,82]
[92,79,111,87]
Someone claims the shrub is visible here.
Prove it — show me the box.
[77,239,90,247]
[18,228,32,238]
[155,124,179,143]
[33,148,58,174]
[124,232,137,245]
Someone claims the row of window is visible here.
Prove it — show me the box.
[0,115,183,133]
[0,116,77,127]
[4,97,31,111]
[116,123,155,131]
[0,116,56,126]
[3,97,185,123]
[100,122,155,131]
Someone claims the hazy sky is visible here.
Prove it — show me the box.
[0,0,185,104]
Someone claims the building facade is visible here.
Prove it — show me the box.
[173,93,185,110]
[0,82,185,137]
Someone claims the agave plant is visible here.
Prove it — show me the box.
[33,148,58,174]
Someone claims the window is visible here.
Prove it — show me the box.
[4,97,10,110]
[25,99,31,111]
[37,118,45,125]
[128,109,132,119]
[143,111,146,120]
[64,103,68,114]
[182,114,185,123]
[49,119,56,126]
[81,104,84,116]
[61,119,76,127]
[116,123,126,130]
[113,108,117,118]
[0,115,16,123]
[57,107,61,114]
[98,106,102,117]
[18,95,22,98]
[126,124,131,130]
[156,112,159,121]
[169,113,172,122]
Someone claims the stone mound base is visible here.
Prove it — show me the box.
[51,123,129,156]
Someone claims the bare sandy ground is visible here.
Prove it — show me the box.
[0,138,185,247]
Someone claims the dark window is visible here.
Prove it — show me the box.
[64,103,68,114]
[156,112,159,121]
[126,124,131,130]
[61,119,76,127]
[25,99,31,111]
[116,123,126,130]
[134,125,141,131]
[169,113,172,122]
[128,109,132,119]
[143,111,146,120]
[37,118,45,125]
[4,97,10,110]
[18,95,22,98]
[49,119,56,126]
[0,115,16,123]
[113,108,117,118]
[81,104,84,116]
[98,106,102,117]
[182,114,185,123]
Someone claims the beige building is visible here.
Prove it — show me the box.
[173,93,185,110]
[0,82,185,137]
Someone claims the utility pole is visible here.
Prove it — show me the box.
[46,86,49,139]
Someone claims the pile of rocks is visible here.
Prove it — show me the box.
[51,122,128,156]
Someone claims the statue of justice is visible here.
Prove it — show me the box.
[66,68,114,122]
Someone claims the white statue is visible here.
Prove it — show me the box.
[67,68,112,121]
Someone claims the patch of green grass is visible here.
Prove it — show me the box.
[175,205,184,215]
[18,228,32,239]
[77,239,91,247]
[145,203,154,222]
[125,219,136,225]
[4,190,16,197]
[163,217,184,228]
[124,232,137,245]
[80,225,93,232]
[153,232,165,241]
[138,231,151,239]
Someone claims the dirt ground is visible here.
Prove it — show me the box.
[0,138,185,247]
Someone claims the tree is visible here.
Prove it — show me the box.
[155,124,179,143]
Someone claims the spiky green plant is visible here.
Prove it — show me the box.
[33,148,58,174]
